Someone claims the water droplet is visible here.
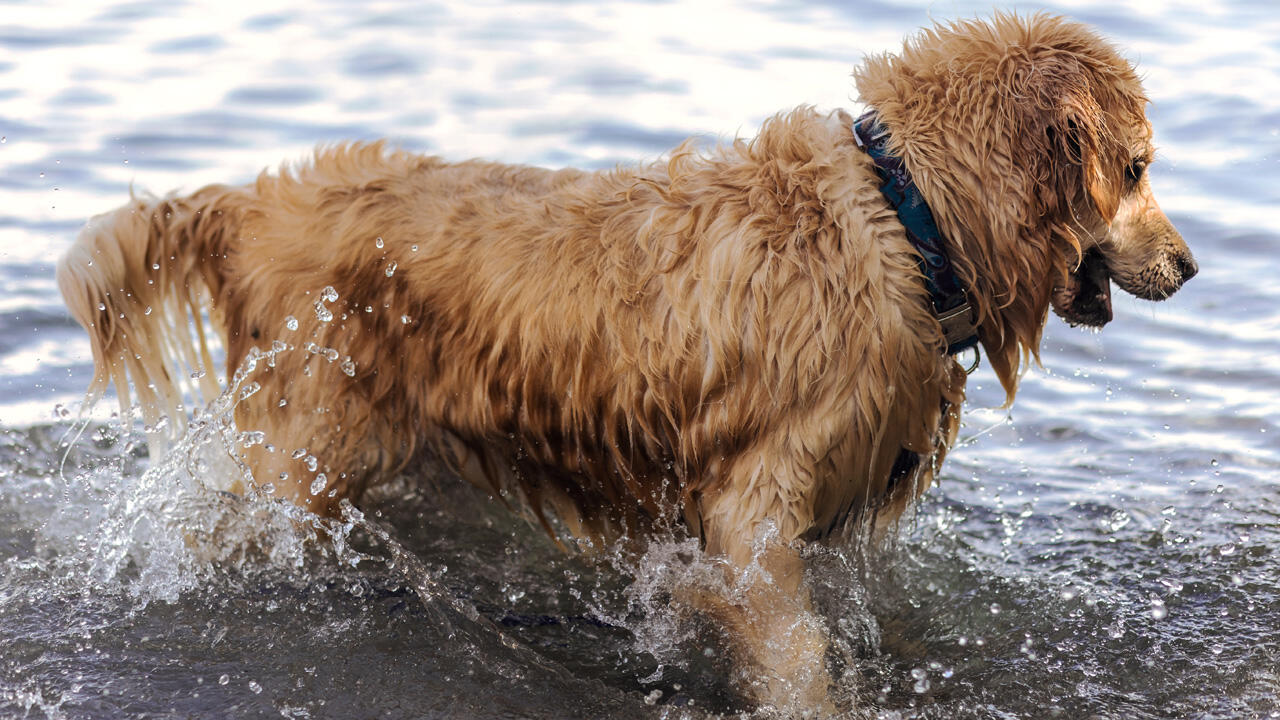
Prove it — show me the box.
[1218,543,1236,556]
[310,473,328,495]
[285,315,298,331]
[190,369,206,379]
[400,315,411,324]
[321,285,339,302]
[144,305,152,315]
[54,403,71,418]
[248,680,262,694]
[291,448,307,460]
[1150,599,1168,620]
[314,301,333,323]
[911,667,930,693]
[304,455,318,472]
[385,261,397,277]
[643,689,663,705]
[374,236,384,249]
[339,500,364,522]
[989,602,1001,615]
[218,674,229,685]
[239,381,261,400]
[1104,509,1131,532]
[238,430,265,447]
[278,398,288,407]
[97,302,106,311]
[340,357,356,376]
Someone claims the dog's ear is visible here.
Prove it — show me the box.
[1051,97,1122,222]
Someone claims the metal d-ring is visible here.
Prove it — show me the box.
[961,346,981,374]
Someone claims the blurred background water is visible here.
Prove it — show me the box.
[1,1,1278,718]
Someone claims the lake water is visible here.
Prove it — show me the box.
[2,1,1278,718]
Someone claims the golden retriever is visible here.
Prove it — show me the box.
[58,12,1195,714]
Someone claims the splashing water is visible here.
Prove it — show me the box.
[12,324,771,717]
[40,352,363,607]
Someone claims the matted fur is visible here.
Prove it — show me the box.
[58,12,1194,712]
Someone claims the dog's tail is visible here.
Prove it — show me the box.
[56,185,245,443]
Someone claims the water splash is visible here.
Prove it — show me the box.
[32,328,603,690]
[35,342,380,609]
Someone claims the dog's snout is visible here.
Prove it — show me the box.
[1175,252,1198,282]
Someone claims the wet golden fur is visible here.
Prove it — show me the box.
[58,13,1193,713]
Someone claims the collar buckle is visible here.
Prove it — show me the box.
[937,300,977,352]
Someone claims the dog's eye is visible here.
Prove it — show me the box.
[1125,158,1147,184]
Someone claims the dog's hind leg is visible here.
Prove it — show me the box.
[226,346,388,517]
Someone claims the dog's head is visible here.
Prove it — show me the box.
[1046,114,1197,328]
[855,12,1195,398]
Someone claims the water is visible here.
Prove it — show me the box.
[2,1,1279,717]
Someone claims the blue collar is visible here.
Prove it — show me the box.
[853,111,979,356]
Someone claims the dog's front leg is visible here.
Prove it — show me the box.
[696,519,837,716]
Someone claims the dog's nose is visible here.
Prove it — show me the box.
[1175,253,1198,282]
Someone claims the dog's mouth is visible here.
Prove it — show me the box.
[1051,247,1113,328]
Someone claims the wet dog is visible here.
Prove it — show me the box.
[58,12,1194,713]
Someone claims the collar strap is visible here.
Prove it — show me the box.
[853,111,979,355]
